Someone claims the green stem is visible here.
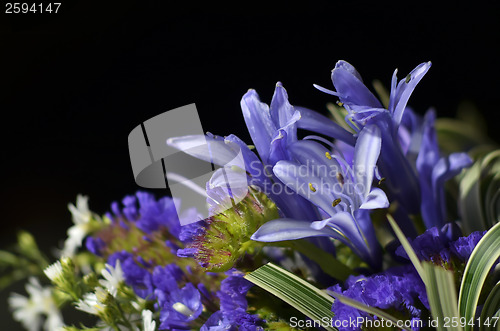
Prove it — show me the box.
[115,301,134,330]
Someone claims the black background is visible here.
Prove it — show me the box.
[1,1,500,329]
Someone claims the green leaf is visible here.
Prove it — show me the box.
[423,262,463,331]
[459,160,487,232]
[386,214,426,284]
[459,150,500,233]
[326,103,355,133]
[480,281,500,331]
[326,290,412,331]
[244,263,336,331]
[372,79,390,108]
[459,221,500,331]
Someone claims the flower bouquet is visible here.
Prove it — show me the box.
[2,60,499,331]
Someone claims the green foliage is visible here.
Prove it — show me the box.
[459,221,500,331]
[245,262,336,331]
[0,231,49,290]
[479,281,500,331]
[459,150,500,234]
[423,262,463,331]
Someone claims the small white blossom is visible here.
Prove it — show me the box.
[8,277,64,331]
[76,287,107,315]
[99,260,124,297]
[142,309,156,331]
[44,260,64,282]
[62,194,102,258]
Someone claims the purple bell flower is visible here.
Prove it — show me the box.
[252,124,388,269]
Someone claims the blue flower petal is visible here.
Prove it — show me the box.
[311,212,377,267]
[268,129,289,166]
[332,60,382,109]
[224,134,271,187]
[289,140,344,183]
[273,160,338,216]
[251,218,340,242]
[270,82,298,144]
[353,124,382,199]
[167,134,239,167]
[240,89,276,162]
[390,62,432,127]
[432,153,473,188]
[295,106,356,145]
[360,188,389,210]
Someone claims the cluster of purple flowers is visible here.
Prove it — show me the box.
[329,265,428,331]
[86,191,263,330]
[394,224,486,266]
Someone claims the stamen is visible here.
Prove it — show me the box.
[378,177,386,185]
[336,101,344,107]
[308,183,316,192]
[332,198,341,207]
[172,302,195,318]
[325,152,332,160]
[336,173,345,186]
[405,74,411,83]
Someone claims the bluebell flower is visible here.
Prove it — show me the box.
[416,110,472,228]
[252,124,389,269]
[329,265,428,331]
[168,84,337,262]
[312,61,432,217]
[168,83,320,222]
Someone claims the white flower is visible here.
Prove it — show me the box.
[44,260,63,283]
[8,277,64,331]
[62,195,95,258]
[142,309,156,331]
[76,287,107,315]
[99,260,124,297]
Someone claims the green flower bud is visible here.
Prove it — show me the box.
[187,188,279,272]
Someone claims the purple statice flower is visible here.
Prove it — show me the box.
[107,192,192,240]
[395,226,452,263]
[416,110,472,228]
[201,310,233,330]
[85,236,105,256]
[216,271,264,330]
[252,124,388,269]
[156,282,203,330]
[449,230,486,262]
[395,224,486,264]
[329,265,428,331]
[311,61,431,221]
[108,251,154,299]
